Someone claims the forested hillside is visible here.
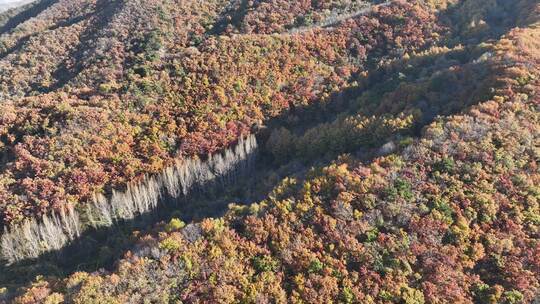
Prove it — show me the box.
[0,0,444,260]
[0,0,539,303]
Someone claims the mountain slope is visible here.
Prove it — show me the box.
[0,0,538,302]
[0,0,439,253]
[13,12,540,303]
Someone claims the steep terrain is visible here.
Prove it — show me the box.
[0,0,538,303]
[0,0,440,259]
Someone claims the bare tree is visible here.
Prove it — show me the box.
[1,205,81,264]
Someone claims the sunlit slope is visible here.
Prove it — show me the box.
[6,0,540,302]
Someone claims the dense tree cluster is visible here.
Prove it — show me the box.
[13,19,540,301]
[214,0,380,34]
[0,0,538,302]
[0,0,442,229]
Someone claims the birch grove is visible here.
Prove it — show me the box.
[1,135,258,264]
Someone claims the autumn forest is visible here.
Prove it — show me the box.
[0,0,538,303]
